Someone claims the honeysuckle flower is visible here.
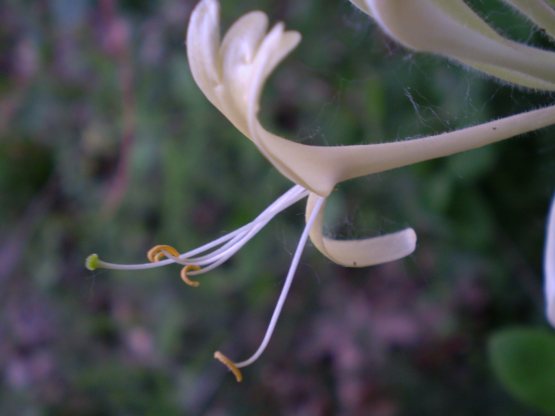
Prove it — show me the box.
[87,0,555,381]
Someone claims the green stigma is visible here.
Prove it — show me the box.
[86,253,99,271]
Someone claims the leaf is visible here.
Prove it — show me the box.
[489,328,555,414]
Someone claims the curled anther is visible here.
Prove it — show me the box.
[181,264,201,287]
[214,351,243,382]
[153,252,169,262]
[147,245,180,263]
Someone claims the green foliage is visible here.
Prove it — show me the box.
[489,328,555,415]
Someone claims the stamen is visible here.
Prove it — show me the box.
[86,185,308,274]
[86,185,323,380]
[215,195,325,378]
[181,264,201,287]
[214,351,243,382]
[147,245,180,262]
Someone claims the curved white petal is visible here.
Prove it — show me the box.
[350,0,373,17]
[546,194,555,326]
[218,11,269,135]
[353,0,555,90]
[305,193,417,267]
[186,0,222,109]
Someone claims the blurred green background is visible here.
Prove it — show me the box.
[1,0,554,414]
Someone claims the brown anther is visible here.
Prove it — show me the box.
[147,245,180,262]
[214,351,243,382]
[180,264,201,287]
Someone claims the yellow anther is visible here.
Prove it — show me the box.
[214,351,243,382]
[147,245,180,262]
[180,264,201,287]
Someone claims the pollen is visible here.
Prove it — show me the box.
[181,264,201,287]
[214,351,243,382]
[147,245,180,263]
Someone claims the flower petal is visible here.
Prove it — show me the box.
[187,0,222,105]
[350,0,373,16]
[217,11,270,135]
[546,194,555,327]
[305,193,417,267]
[353,0,555,90]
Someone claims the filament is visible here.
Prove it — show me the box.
[215,195,325,376]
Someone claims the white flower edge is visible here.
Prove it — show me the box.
[306,193,417,267]
[351,0,555,90]
[546,194,555,327]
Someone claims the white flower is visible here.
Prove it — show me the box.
[87,0,555,381]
